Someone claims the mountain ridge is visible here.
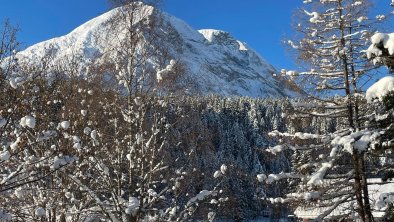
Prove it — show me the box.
[17,5,299,98]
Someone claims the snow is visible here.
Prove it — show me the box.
[10,137,21,151]
[237,41,248,51]
[307,162,332,186]
[269,197,286,204]
[287,40,298,49]
[35,207,46,217]
[73,143,82,149]
[0,117,6,128]
[213,170,221,178]
[294,132,321,140]
[199,29,229,43]
[354,132,380,152]
[309,12,320,23]
[84,127,92,135]
[52,155,76,170]
[91,130,98,140]
[53,156,67,169]
[265,172,301,184]
[156,60,176,83]
[220,164,227,175]
[295,179,394,220]
[269,130,326,140]
[9,77,24,89]
[147,189,157,197]
[331,134,355,154]
[366,44,383,60]
[0,151,11,161]
[14,187,25,198]
[20,115,36,128]
[199,29,248,52]
[257,174,267,182]
[15,5,300,98]
[367,33,394,60]
[367,179,394,211]
[366,76,394,102]
[0,209,11,221]
[353,1,362,6]
[357,16,368,23]
[125,197,139,216]
[37,130,57,142]
[304,10,320,23]
[376,15,386,21]
[285,70,298,77]
[304,191,320,201]
[81,110,87,116]
[72,136,81,143]
[330,130,381,154]
[329,147,338,158]
[187,190,212,206]
[60,121,70,130]
[266,145,285,154]
[294,202,349,220]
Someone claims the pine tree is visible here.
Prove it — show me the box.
[258,0,389,221]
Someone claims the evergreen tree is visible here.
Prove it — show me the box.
[258,0,389,221]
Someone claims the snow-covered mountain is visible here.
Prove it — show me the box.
[17,5,299,98]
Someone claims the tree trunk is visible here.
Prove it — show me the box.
[347,19,374,222]
[361,153,374,222]
[338,2,366,220]
[352,152,366,221]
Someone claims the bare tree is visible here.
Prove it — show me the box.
[0,20,19,87]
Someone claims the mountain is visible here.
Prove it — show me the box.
[17,4,299,98]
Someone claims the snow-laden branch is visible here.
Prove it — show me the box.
[257,172,305,184]
[269,130,329,140]
[315,194,352,221]
[68,174,121,222]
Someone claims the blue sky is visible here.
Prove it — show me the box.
[0,0,391,71]
[0,0,303,70]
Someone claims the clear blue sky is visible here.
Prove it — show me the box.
[0,0,391,71]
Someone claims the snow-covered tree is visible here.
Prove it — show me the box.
[0,20,19,86]
[101,0,187,97]
[261,0,391,221]
[0,9,224,220]
[367,32,394,71]
[0,64,231,221]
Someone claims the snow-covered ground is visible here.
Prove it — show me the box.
[217,217,290,222]
[294,179,394,220]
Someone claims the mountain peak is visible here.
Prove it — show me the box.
[199,29,232,42]
[16,6,300,98]
[199,29,249,52]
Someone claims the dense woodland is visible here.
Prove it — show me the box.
[1,0,394,221]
